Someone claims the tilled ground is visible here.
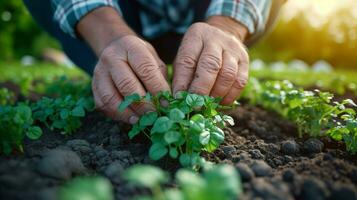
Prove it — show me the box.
[0,105,356,200]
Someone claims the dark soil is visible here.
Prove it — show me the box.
[1,105,356,200]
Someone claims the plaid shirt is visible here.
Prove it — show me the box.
[51,0,272,39]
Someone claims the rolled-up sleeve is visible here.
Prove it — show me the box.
[51,0,121,38]
[206,0,272,37]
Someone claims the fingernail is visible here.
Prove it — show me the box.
[160,99,169,108]
[129,116,139,124]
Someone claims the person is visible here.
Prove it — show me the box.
[24,0,284,124]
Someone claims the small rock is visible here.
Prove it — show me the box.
[222,146,236,156]
[37,149,85,180]
[330,184,357,200]
[66,139,92,154]
[104,161,124,184]
[235,163,255,182]
[111,150,131,160]
[303,138,324,154]
[323,153,333,161]
[252,178,293,200]
[282,169,295,182]
[301,178,328,200]
[284,155,294,163]
[94,146,108,158]
[251,160,272,177]
[249,149,265,159]
[281,140,299,155]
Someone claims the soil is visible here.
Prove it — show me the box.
[0,104,356,200]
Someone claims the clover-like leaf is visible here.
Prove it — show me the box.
[152,117,173,134]
[149,143,168,160]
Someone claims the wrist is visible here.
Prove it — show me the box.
[206,15,248,42]
[77,7,136,56]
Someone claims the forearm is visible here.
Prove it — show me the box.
[77,7,135,56]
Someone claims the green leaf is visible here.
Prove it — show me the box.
[59,176,114,200]
[118,93,141,112]
[128,124,142,139]
[149,143,168,160]
[164,189,184,200]
[139,112,158,127]
[26,126,42,140]
[189,121,204,134]
[204,165,242,200]
[190,114,204,122]
[199,131,210,145]
[222,115,235,126]
[71,106,85,117]
[179,153,191,167]
[169,147,178,159]
[186,94,205,108]
[124,165,168,189]
[164,131,181,144]
[169,108,185,122]
[151,117,173,134]
[60,109,70,119]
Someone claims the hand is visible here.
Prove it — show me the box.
[77,7,170,123]
[92,35,170,123]
[172,16,249,105]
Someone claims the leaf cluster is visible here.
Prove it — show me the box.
[242,78,357,153]
[32,95,94,134]
[119,91,235,167]
[0,103,42,155]
[125,164,242,200]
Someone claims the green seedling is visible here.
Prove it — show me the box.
[119,91,236,167]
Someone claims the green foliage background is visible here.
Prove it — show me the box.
[0,0,59,60]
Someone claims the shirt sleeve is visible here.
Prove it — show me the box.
[51,0,122,38]
[206,0,272,37]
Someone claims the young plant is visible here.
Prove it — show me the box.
[242,78,357,153]
[0,103,42,155]
[125,164,242,200]
[119,92,235,167]
[32,95,94,134]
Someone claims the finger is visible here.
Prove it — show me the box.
[93,67,138,124]
[127,44,171,94]
[221,56,249,105]
[188,44,222,95]
[210,51,238,98]
[172,34,203,95]
[109,60,155,115]
[146,42,168,80]
[92,75,104,109]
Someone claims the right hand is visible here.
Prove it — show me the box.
[92,35,170,124]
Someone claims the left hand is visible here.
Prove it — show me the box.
[172,16,249,105]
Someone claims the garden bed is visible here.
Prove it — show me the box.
[1,103,356,200]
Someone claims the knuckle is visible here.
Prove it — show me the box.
[189,22,205,34]
[234,76,248,89]
[176,55,197,68]
[100,46,116,63]
[115,77,138,94]
[136,61,158,81]
[220,67,236,85]
[200,54,221,73]
[101,93,118,108]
